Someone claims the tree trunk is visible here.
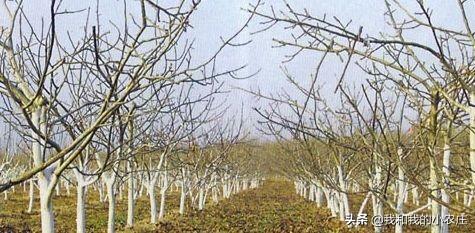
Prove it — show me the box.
[127,165,135,227]
[429,91,441,233]
[331,191,340,216]
[412,185,420,206]
[337,165,350,220]
[357,192,371,217]
[148,184,158,224]
[76,184,86,233]
[27,179,34,213]
[315,185,323,207]
[106,179,116,233]
[98,182,105,202]
[32,107,55,233]
[440,142,451,233]
[179,182,186,215]
[39,186,54,233]
[211,177,219,204]
[159,171,168,220]
[429,157,441,233]
[198,186,205,210]
[126,116,135,228]
[396,148,407,233]
[66,180,71,196]
[470,91,475,191]
[55,182,60,196]
[371,155,384,233]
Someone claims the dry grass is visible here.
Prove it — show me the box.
[0,181,473,232]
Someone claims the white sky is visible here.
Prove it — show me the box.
[1,0,472,145]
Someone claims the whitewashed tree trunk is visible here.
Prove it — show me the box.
[138,177,145,198]
[396,148,407,233]
[302,184,307,198]
[371,156,384,233]
[337,165,350,220]
[66,180,71,196]
[308,184,315,201]
[39,184,54,233]
[429,155,441,233]
[105,178,116,233]
[331,191,340,216]
[73,147,98,233]
[463,187,470,206]
[322,187,337,217]
[145,176,159,224]
[149,185,158,223]
[412,185,420,206]
[74,170,97,233]
[126,117,135,228]
[98,182,105,203]
[179,169,188,215]
[470,91,475,191]
[32,106,55,233]
[159,169,168,220]
[315,185,323,207]
[27,179,35,213]
[337,192,346,221]
[127,164,135,227]
[468,190,474,206]
[357,192,371,217]
[440,142,451,233]
[242,179,249,190]
[77,184,86,233]
[179,182,187,215]
[55,182,60,196]
[198,186,205,210]
[222,178,229,199]
[212,186,219,203]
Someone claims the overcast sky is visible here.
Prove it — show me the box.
[185,0,467,138]
[1,0,472,141]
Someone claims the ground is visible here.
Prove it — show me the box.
[0,180,473,232]
[132,180,351,233]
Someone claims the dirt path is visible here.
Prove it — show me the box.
[2,180,352,233]
[144,180,351,233]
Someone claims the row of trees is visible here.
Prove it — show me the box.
[1,106,262,232]
[250,1,474,233]
[0,0,263,232]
